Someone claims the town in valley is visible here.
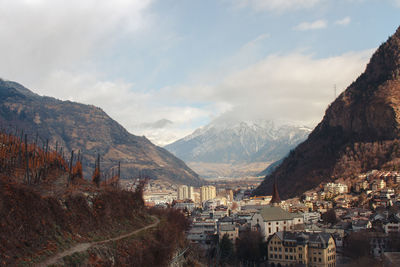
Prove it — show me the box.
[121,169,400,266]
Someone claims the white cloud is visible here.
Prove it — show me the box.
[294,19,327,31]
[26,46,373,145]
[33,69,212,146]
[230,0,322,12]
[0,0,152,86]
[0,0,380,147]
[172,49,373,128]
[0,0,218,146]
[335,16,351,26]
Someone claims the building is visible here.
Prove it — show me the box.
[201,185,216,203]
[267,232,336,267]
[371,179,386,191]
[218,224,239,243]
[303,212,321,225]
[251,206,304,239]
[369,232,389,258]
[380,188,395,199]
[324,183,348,195]
[178,185,194,200]
[355,180,369,193]
[383,214,400,234]
[351,219,372,232]
[178,185,188,200]
[173,200,195,212]
[189,186,194,201]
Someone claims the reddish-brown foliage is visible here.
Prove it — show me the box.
[0,131,68,184]
[92,167,100,187]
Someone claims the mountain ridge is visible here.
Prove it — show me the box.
[165,119,310,177]
[254,25,400,199]
[0,79,202,185]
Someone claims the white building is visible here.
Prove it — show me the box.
[324,183,348,194]
[383,214,400,234]
[178,185,194,200]
[380,188,395,199]
[302,212,321,224]
[251,206,304,240]
[201,185,216,203]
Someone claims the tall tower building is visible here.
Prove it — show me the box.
[200,186,207,203]
[189,186,194,201]
[178,185,189,200]
[228,190,234,201]
[209,185,216,199]
[200,185,216,203]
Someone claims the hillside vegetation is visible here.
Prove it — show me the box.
[0,130,188,266]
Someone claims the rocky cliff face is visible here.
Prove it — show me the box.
[0,80,201,185]
[254,26,400,199]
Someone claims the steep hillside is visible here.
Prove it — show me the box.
[165,118,310,177]
[0,130,189,266]
[254,26,400,199]
[257,158,284,177]
[0,79,201,185]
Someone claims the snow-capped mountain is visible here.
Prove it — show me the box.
[165,118,311,166]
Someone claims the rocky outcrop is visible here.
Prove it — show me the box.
[254,26,400,199]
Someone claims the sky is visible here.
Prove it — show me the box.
[0,0,399,146]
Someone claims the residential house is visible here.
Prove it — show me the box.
[383,214,400,234]
[355,180,369,193]
[369,232,389,258]
[303,212,321,225]
[324,183,348,195]
[371,180,386,191]
[218,224,239,243]
[352,219,372,232]
[267,231,336,267]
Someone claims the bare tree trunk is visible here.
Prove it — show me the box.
[68,150,74,186]
[24,134,30,184]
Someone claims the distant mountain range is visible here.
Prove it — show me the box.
[0,79,202,186]
[165,119,311,177]
[254,26,400,199]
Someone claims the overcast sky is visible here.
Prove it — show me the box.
[0,0,399,145]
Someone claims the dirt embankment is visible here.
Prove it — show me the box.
[0,179,147,266]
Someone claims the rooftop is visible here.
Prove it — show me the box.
[272,231,333,248]
[219,224,236,232]
[259,206,302,221]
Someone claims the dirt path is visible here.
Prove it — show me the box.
[36,216,160,267]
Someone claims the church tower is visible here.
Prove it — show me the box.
[270,178,281,206]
